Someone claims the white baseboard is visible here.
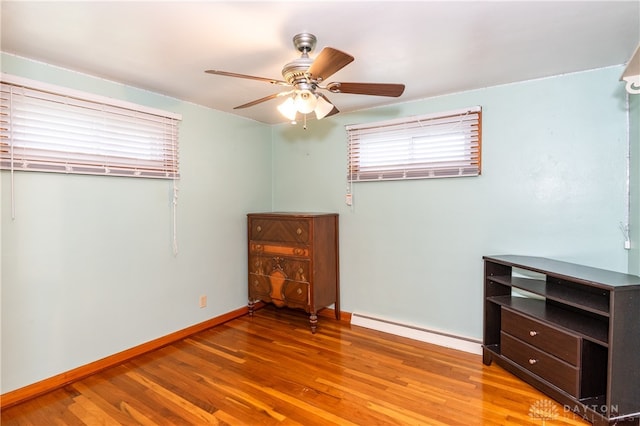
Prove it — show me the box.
[350,312,483,355]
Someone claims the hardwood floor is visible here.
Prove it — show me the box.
[2,306,589,425]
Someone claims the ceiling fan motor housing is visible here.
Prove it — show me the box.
[282,57,314,87]
[282,33,318,88]
[292,33,317,53]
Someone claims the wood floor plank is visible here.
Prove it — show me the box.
[126,370,223,424]
[101,366,191,425]
[1,306,590,425]
[70,380,156,425]
[67,393,123,425]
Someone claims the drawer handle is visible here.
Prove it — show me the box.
[297,288,302,295]
[256,226,262,232]
[528,358,538,365]
[296,228,302,235]
[529,330,538,337]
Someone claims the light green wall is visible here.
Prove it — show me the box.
[2,54,635,394]
[0,53,273,393]
[271,66,632,339]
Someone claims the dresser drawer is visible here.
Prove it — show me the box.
[283,281,310,307]
[248,255,309,282]
[249,242,309,257]
[248,274,271,300]
[250,218,309,243]
[501,307,580,365]
[249,266,310,309]
[501,332,580,397]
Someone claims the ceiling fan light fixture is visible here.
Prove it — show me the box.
[314,95,334,120]
[277,97,297,121]
[294,90,317,114]
[206,33,405,124]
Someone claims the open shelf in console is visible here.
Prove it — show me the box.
[486,274,610,316]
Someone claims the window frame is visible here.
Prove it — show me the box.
[346,106,482,183]
[0,73,181,179]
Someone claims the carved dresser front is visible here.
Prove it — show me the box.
[247,212,340,333]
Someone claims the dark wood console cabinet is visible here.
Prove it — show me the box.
[247,212,340,333]
[483,255,640,425]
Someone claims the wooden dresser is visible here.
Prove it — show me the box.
[483,255,640,425]
[247,212,340,333]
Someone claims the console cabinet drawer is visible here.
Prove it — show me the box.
[501,332,580,397]
[502,307,580,365]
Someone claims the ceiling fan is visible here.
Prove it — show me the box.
[205,33,405,123]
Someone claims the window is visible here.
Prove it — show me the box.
[346,106,481,182]
[0,74,181,179]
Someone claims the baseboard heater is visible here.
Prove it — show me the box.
[350,312,482,355]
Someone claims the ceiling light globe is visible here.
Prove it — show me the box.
[314,95,334,120]
[295,90,317,114]
[277,97,297,121]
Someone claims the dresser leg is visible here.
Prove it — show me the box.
[248,300,255,317]
[310,313,318,334]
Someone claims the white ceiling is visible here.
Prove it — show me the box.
[1,1,639,124]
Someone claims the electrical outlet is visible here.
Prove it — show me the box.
[199,295,207,308]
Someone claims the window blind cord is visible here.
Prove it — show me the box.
[9,89,16,220]
[10,153,16,220]
[347,132,355,210]
[172,178,179,256]
[621,93,631,250]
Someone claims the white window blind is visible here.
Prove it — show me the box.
[346,106,481,182]
[0,74,181,179]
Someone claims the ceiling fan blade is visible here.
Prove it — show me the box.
[205,70,289,86]
[307,47,354,81]
[326,82,405,97]
[233,91,293,109]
